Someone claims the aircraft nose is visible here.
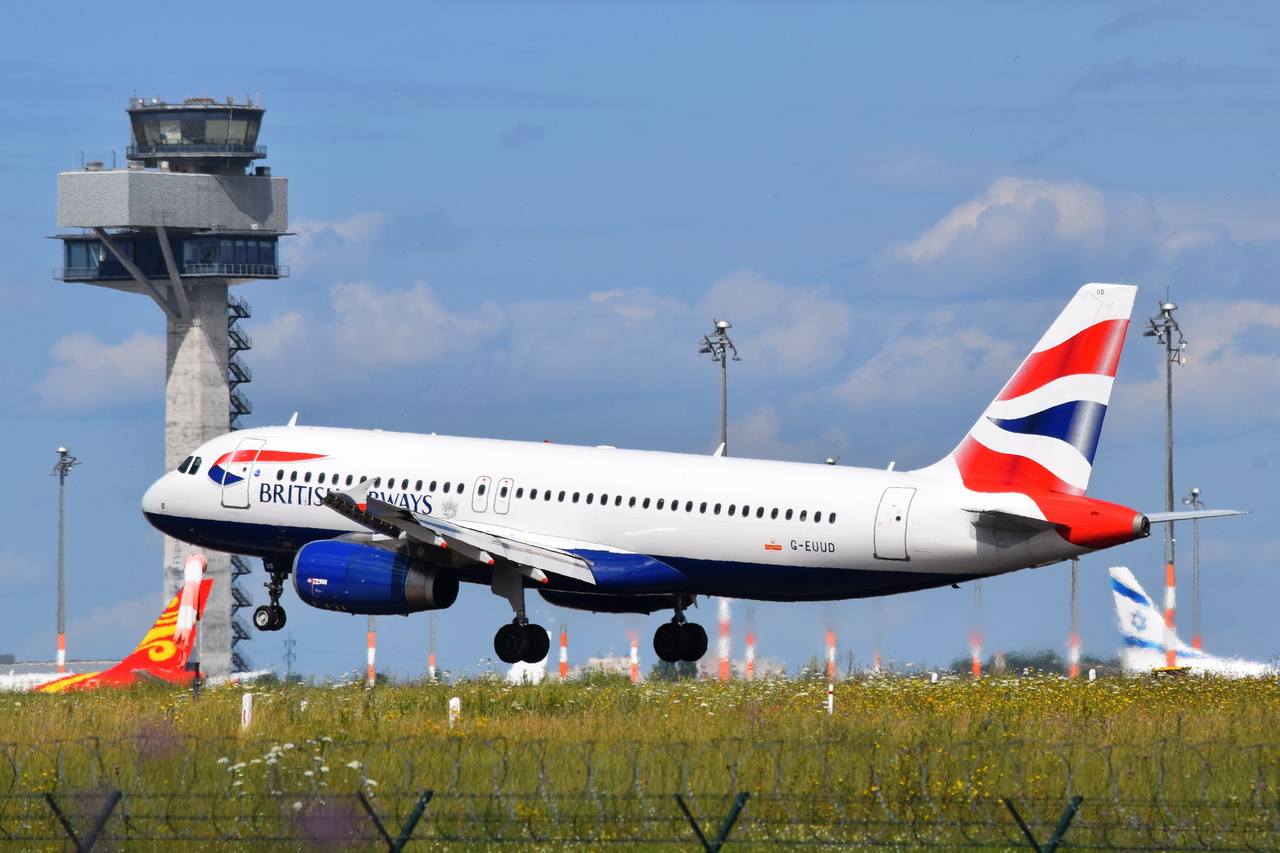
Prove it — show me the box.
[141,473,173,517]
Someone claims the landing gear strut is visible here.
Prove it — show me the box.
[254,558,289,632]
[491,566,550,665]
[653,600,707,663]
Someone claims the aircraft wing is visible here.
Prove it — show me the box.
[322,484,598,586]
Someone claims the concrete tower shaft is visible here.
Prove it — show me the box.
[55,96,289,679]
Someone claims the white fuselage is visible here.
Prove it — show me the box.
[143,424,1089,603]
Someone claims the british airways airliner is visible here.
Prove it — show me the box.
[141,284,1235,665]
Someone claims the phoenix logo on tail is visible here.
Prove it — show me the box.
[1110,566,1272,677]
[34,556,213,693]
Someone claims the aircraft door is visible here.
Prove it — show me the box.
[873,487,915,561]
[472,476,492,513]
[494,478,514,515]
[220,437,266,509]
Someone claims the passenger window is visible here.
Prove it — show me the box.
[799,510,808,522]
[546,490,553,501]
[515,487,523,498]
[642,498,651,509]
[478,483,487,496]
[572,492,580,503]
[628,497,636,508]
[672,500,679,512]
[276,469,284,481]
[815,511,822,523]
[416,480,423,491]
[785,509,794,521]
[318,473,326,485]
[829,513,837,524]
[401,479,409,490]
[686,501,694,512]
[714,503,721,515]
[770,508,778,520]
[615,495,622,506]
[656,498,665,510]
[177,456,192,474]
[290,471,298,483]
[500,485,509,498]
[558,491,566,502]
[457,483,465,494]
[741,504,749,516]
[728,505,736,516]
[700,502,707,514]
[601,493,609,505]
[443,482,451,493]
[586,493,594,505]
[304,471,312,483]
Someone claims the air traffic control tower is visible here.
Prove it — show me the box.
[55,96,290,678]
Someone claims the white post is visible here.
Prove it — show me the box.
[448,696,461,728]
[240,693,253,730]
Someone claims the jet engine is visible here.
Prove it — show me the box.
[293,539,459,615]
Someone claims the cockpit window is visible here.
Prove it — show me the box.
[177,456,193,474]
[188,457,202,476]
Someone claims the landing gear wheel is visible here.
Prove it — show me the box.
[654,622,687,663]
[682,622,708,661]
[253,605,285,632]
[495,623,530,664]
[523,624,550,663]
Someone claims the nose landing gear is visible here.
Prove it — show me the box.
[653,597,707,663]
[254,558,289,632]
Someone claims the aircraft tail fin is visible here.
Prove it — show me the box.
[35,577,214,693]
[919,284,1137,496]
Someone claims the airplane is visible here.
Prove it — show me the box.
[30,556,214,693]
[141,283,1241,666]
[1109,566,1273,677]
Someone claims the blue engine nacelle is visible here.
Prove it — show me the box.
[293,540,459,615]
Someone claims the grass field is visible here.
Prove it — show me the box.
[4,673,1280,848]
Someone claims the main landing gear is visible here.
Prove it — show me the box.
[254,559,289,632]
[491,566,550,665]
[494,619,551,665]
[653,600,707,663]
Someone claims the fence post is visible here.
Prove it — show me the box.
[356,789,434,853]
[1001,795,1084,853]
[44,790,122,852]
[674,792,749,852]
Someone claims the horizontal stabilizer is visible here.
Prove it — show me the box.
[1145,509,1247,524]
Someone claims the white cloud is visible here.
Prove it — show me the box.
[285,212,392,278]
[896,177,1112,263]
[37,330,163,411]
[698,270,853,376]
[730,404,851,464]
[834,320,1023,410]
[330,280,505,366]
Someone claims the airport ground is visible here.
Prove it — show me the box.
[4,673,1279,848]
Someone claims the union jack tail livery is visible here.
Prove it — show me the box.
[926,284,1136,496]
[35,573,213,693]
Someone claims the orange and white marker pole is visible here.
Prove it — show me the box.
[970,635,982,679]
[1164,562,1178,669]
[717,598,731,681]
[745,630,756,680]
[56,633,65,674]
[825,630,837,680]
[559,627,569,679]
[367,615,377,687]
[629,636,639,683]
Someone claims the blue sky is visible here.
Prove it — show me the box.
[3,1,1279,679]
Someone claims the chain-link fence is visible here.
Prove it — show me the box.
[5,736,1280,849]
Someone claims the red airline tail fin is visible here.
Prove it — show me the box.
[35,578,214,693]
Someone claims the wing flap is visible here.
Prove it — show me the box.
[322,483,598,585]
